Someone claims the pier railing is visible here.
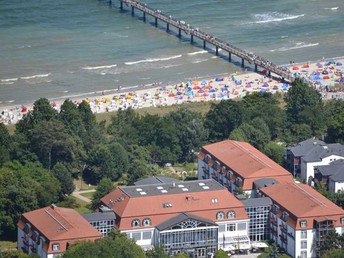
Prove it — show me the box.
[114,0,294,82]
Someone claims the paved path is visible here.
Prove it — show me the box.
[72,189,96,203]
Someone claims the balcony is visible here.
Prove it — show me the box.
[202,166,209,174]
[287,232,295,240]
[211,173,217,179]
[269,217,277,225]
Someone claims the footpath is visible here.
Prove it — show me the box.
[72,189,95,203]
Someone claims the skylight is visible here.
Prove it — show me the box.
[136,188,143,192]
[198,182,205,186]
[182,188,189,192]
[202,186,210,190]
[140,192,147,195]
[161,190,168,193]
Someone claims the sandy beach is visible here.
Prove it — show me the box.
[1,58,343,126]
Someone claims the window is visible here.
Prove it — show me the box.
[132,232,141,241]
[341,217,344,224]
[212,198,218,204]
[216,211,225,220]
[131,219,140,227]
[163,203,172,208]
[142,218,151,227]
[24,223,31,234]
[301,240,307,249]
[272,204,280,213]
[52,243,60,251]
[300,220,307,228]
[236,177,242,187]
[300,251,307,258]
[218,224,226,232]
[205,154,211,163]
[301,230,307,239]
[227,223,236,231]
[227,210,236,219]
[222,166,226,174]
[227,170,233,179]
[237,223,246,231]
[142,231,152,240]
[282,211,289,222]
[214,161,220,170]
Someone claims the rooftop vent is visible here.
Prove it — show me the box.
[139,191,147,195]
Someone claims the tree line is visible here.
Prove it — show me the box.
[0,78,344,243]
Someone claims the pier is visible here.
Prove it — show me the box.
[108,0,294,82]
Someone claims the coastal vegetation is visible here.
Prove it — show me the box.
[0,78,344,255]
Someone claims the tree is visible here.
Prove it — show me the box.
[321,248,344,258]
[16,98,58,135]
[52,162,75,196]
[325,100,344,144]
[91,177,115,210]
[318,230,343,257]
[263,142,285,165]
[108,108,140,145]
[127,159,150,185]
[0,123,11,166]
[167,108,209,162]
[284,78,326,137]
[173,253,189,258]
[146,246,169,258]
[63,231,145,258]
[214,249,228,258]
[59,99,86,138]
[205,100,244,141]
[0,250,39,258]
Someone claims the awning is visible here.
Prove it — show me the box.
[251,242,269,248]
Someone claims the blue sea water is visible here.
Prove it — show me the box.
[0,0,343,106]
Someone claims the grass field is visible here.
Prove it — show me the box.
[72,196,92,214]
[80,191,94,199]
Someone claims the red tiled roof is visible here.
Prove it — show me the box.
[20,206,102,252]
[201,140,293,189]
[101,188,248,230]
[260,182,344,229]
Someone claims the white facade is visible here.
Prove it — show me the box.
[216,219,250,251]
[300,155,344,182]
[328,178,344,193]
[123,228,155,251]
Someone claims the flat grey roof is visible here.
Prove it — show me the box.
[242,197,272,207]
[134,176,180,186]
[253,178,278,189]
[83,211,116,222]
[120,179,225,197]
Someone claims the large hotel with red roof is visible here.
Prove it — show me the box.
[17,140,344,258]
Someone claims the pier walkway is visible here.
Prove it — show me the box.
[109,0,294,82]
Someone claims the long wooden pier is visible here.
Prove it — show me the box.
[108,0,294,82]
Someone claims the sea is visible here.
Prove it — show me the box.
[0,0,343,107]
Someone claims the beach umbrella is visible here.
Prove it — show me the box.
[168,93,175,97]
[316,63,323,68]
[186,81,192,86]
[302,64,309,68]
[193,85,200,90]
[336,62,342,66]
[294,71,300,77]
[260,88,266,93]
[201,80,207,85]
[292,66,299,70]
[205,85,212,89]
[209,88,215,92]
[322,70,329,75]
[323,75,330,79]
[263,82,269,87]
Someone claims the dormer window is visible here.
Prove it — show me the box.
[282,211,289,222]
[272,204,280,214]
[236,177,242,187]
[52,243,60,251]
[214,161,220,170]
[205,154,211,164]
[24,223,31,234]
[142,218,151,227]
[227,170,233,179]
[132,219,141,227]
[216,211,225,220]
[227,210,236,219]
[222,166,226,174]
[300,220,307,228]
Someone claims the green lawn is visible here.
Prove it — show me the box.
[0,241,17,250]
[80,191,94,199]
[72,196,92,214]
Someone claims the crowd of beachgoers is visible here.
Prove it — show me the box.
[1,58,343,126]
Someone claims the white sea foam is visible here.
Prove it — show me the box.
[1,77,18,83]
[125,54,182,65]
[192,59,208,64]
[324,7,338,11]
[161,64,181,69]
[187,50,208,56]
[281,36,289,39]
[82,64,117,70]
[249,12,305,24]
[18,45,32,49]
[269,42,319,52]
[20,73,51,80]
